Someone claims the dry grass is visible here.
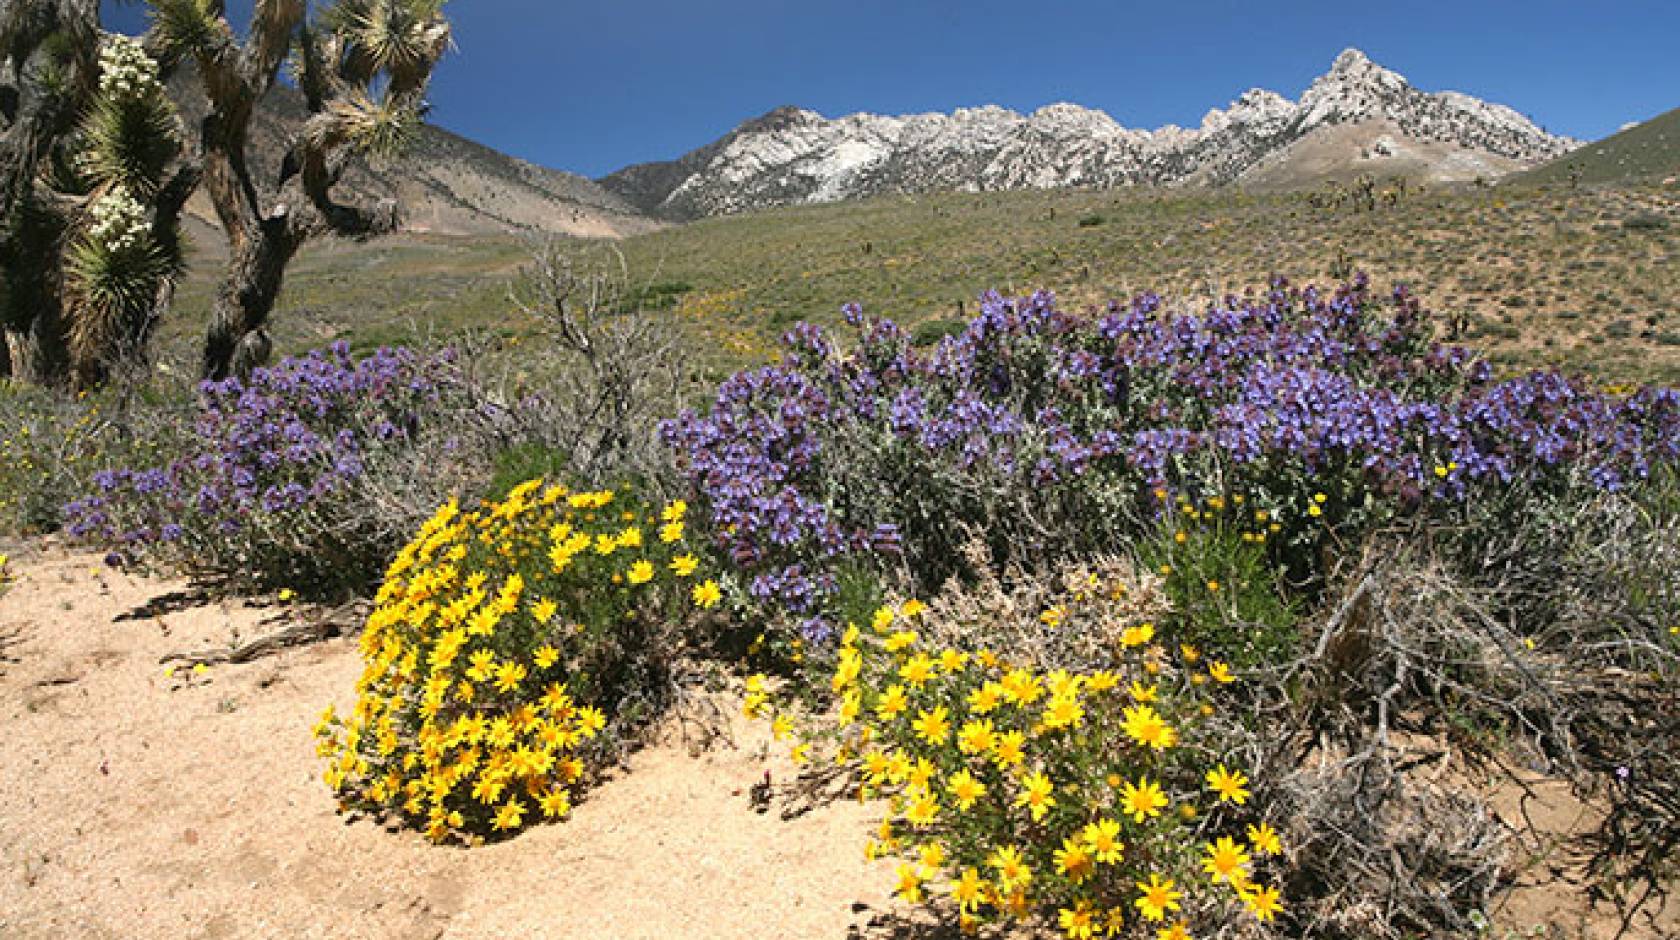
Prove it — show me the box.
[150,178,1680,388]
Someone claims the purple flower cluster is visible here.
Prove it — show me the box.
[664,278,1679,636]
[64,342,466,590]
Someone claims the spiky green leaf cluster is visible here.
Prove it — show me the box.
[78,36,181,198]
[298,0,450,160]
[145,0,224,59]
[66,197,176,366]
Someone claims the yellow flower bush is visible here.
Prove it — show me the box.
[315,479,721,843]
[757,579,1286,937]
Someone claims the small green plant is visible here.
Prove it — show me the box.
[1136,493,1297,669]
[487,443,574,501]
[908,317,967,347]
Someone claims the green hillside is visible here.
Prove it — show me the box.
[1518,107,1680,186]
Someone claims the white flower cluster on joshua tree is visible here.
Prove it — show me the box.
[87,187,152,254]
[97,35,163,101]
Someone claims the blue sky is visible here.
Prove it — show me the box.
[103,1,1679,179]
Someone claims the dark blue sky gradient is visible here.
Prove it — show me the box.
[101,1,1680,178]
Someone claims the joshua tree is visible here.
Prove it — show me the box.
[1,2,196,387]
[146,0,451,380]
[1,0,98,385]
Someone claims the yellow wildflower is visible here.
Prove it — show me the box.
[956,718,996,755]
[905,792,940,828]
[1001,668,1044,705]
[968,682,1004,715]
[1134,873,1182,923]
[947,769,986,810]
[1201,836,1250,885]
[1122,704,1176,750]
[1055,836,1095,884]
[950,867,986,914]
[1240,883,1283,922]
[1246,821,1283,856]
[894,864,923,903]
[1082,817,1124,864]
[911,706,951,746]
[871,606,895,633]
[899,653,936,687]
[1058,900,1099,940]
[491,797,527,831]
[533,646,560,670]
[1206,764,1250,805]
[1120,622,1155,648]
[539,788,572,819]
[1016,771,1055,821]
[493,660,527,693]
[992,730,1026,768]
[1120,776,1168,823]
[876,684,909,720]
[884,630,919,652]
[988,845,1032,891]
[691,579,721,608]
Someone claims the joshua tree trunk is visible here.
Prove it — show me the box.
[4,313,68,385]
[2,222,71,385]
[6,325,48,385]
[0,0,97,388]
[202,215,294,381]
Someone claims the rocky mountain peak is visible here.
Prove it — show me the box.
[739,105,822,134]
[599,49,1578,219]
[1330,47,1372,73]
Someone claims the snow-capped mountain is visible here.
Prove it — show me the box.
[600,49,1576,219]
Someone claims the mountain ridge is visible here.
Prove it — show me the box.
[165,66,660,242]
[600,48,1578,220]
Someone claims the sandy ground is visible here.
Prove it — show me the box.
[0,543,898,940]
[1,541,1673,939]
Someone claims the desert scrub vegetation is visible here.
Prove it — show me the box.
[143,180,1680,386]
[749,579,1288,937]
[668,277,1678,936]
[60,343,498,596]
[47,241,688,596]
[664,278,1679,649]
[0,379,193,534]
[313,481,722,843]
[7,240,1676,935]
[596,181,1680,384]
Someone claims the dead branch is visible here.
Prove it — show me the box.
[159,599,368,667]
